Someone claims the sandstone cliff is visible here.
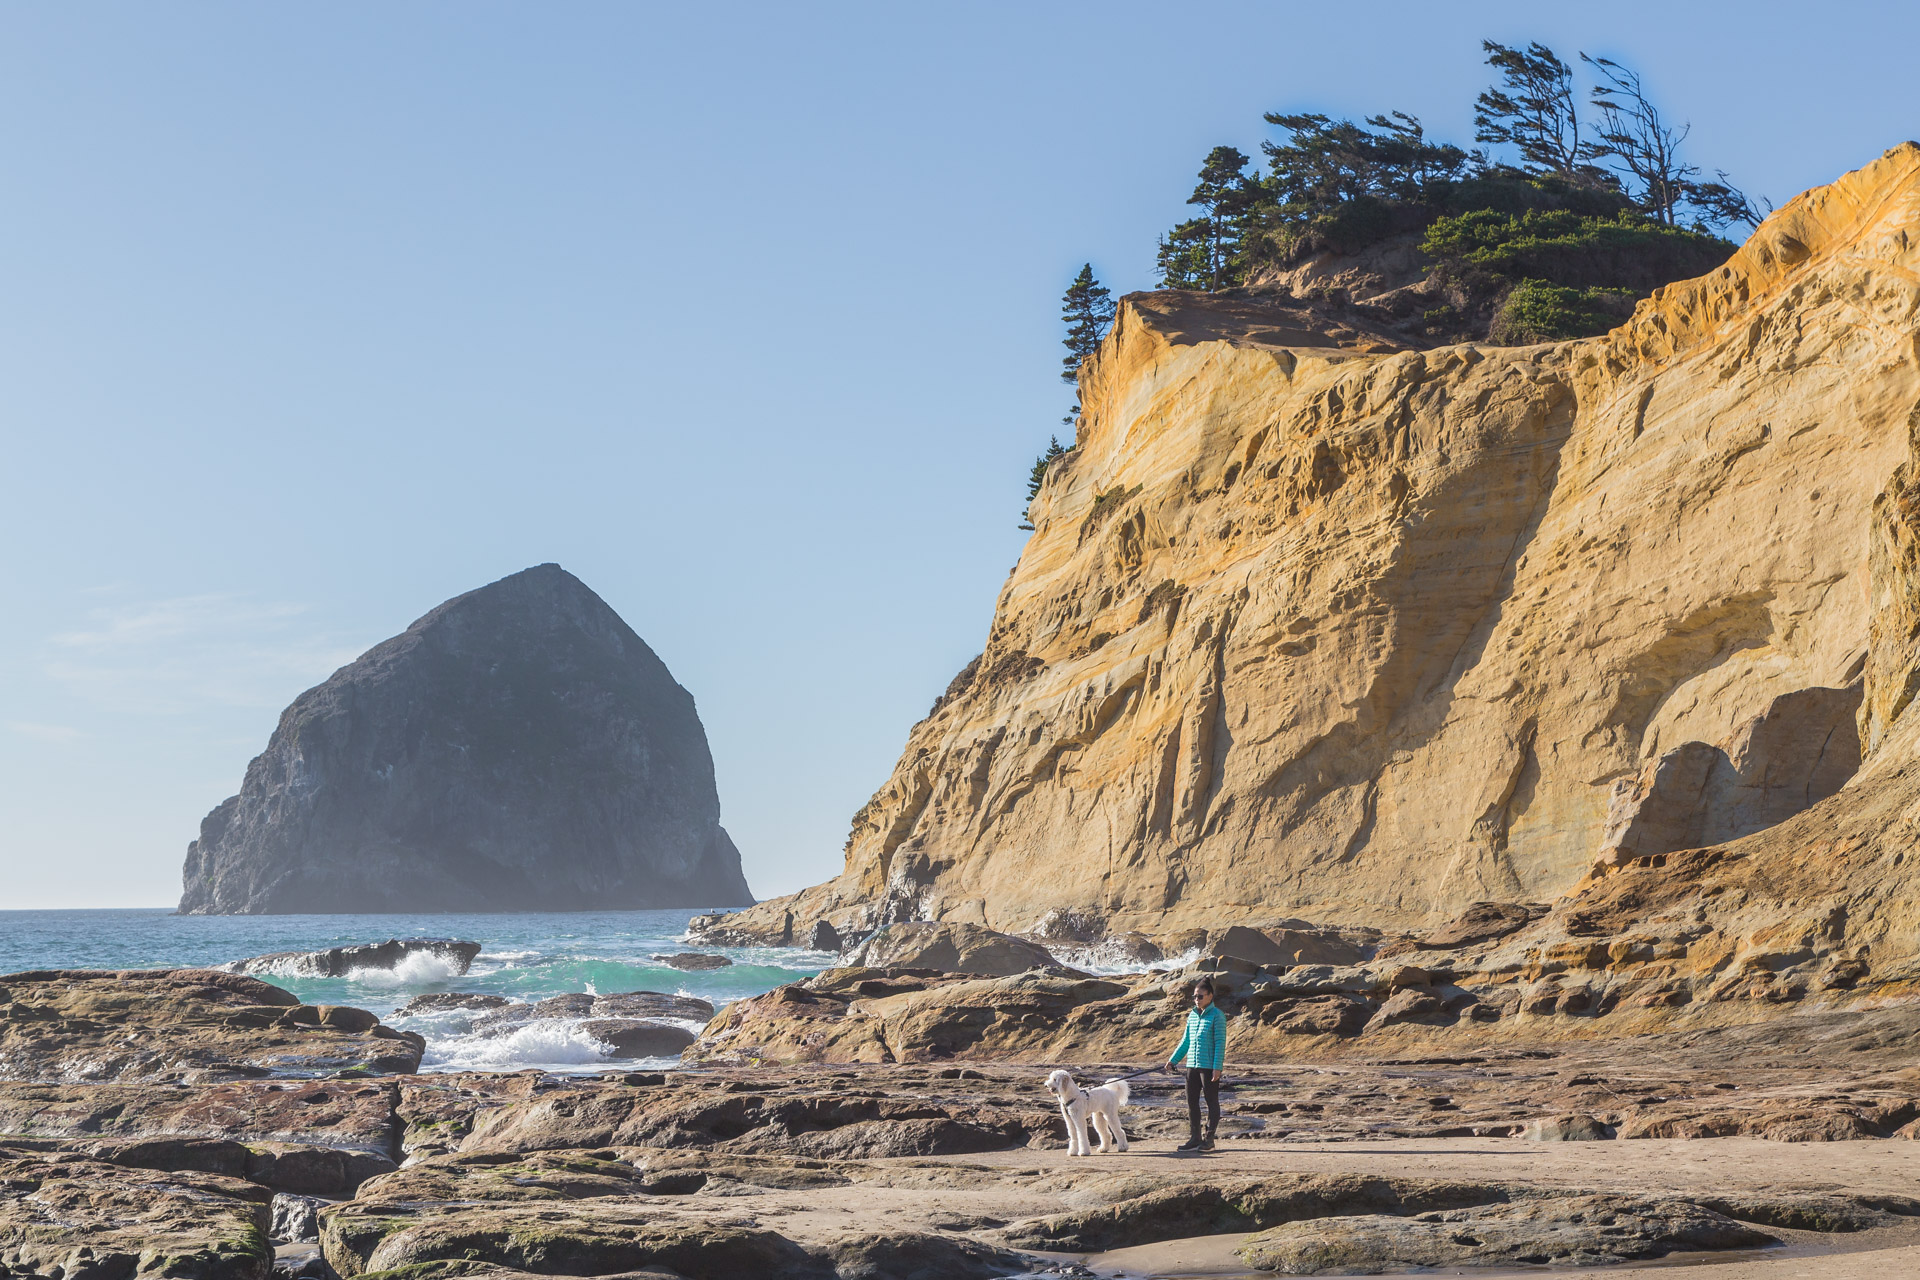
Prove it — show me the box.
[180,564,753,913]
[725,143,1920,945]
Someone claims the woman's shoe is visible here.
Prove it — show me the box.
[1199,1133,1216,1151]
[1176,1134,1201,1151]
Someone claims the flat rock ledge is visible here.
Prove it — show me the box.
[0,969,423,1082]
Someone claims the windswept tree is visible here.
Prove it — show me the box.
[1362,112,1476,197]
[1581,55,1695,225]
[1475,40,1590,178]
[1262,111,1470,209]
[1580,55,1769,232]
[1688,171,1770,230]
[1060,264,1116,382]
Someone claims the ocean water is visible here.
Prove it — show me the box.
[0,907,831,1075]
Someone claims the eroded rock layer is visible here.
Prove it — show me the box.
[728,142,1920,942]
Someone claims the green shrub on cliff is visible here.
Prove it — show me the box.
[1153,38,1759,312]
[1487,279,1636,344]
[1422,207,1730,289]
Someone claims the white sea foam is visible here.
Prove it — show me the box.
[420,1018,615,1073]
[228,956,308,978]
[1052,943,1205,976]
[346,951,463,988]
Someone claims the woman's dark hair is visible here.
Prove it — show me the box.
[1191,976,1216,996]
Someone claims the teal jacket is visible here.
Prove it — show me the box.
[1168,1002,1226,1072]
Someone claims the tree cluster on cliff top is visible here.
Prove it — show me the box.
[1025,39,1768,527]
[1155,40,1764,344]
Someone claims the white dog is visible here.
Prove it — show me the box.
[1044,1069,1132,1156]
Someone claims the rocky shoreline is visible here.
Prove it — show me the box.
[3,954,1920,1279]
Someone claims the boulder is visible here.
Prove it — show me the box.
[244,1141,398,1196]
[0,1144,272,1279]
[1525,1114,1616,1142]
[1259,965,1378,999]
[653,952,733,971]
[1365,989,1448,1030]
[1383,902,1545,954]
[590,991,716,1021]
[471,991,715,1039]
[1208,924,1366,968]
[0,969,421,1081]
[1237,1195,1774,1273]
[178,563,755,914]
[579,1019,697,1058]
[807,920,843,952]
[321,1202,821,1279]
[1208,926,1293,966]
[61,1134,396,1197]
[452,1076,1037,1157]
[845,922,1057,976]
[271,1192,324,1243]
[1002,1173,1518,1252]
[225,937,481,978]
[1106,931,1165,964]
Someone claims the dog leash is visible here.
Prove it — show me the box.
[1105,1064,1173,1083]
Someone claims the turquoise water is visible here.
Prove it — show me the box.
[0,907,830,1073]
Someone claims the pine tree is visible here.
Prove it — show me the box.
[1020,436,1069,530]
[1060,264,1115,382]
[1474,41,1589,178]
[1188,146,1256,288]
[1157,149,1259,289]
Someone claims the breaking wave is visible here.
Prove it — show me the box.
[345,951,464,987]
[1050,942,1205,976]
[420,1018,620,1073]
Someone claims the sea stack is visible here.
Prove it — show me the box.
[178,564,753,913]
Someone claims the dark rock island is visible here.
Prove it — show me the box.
[178,564,754,913]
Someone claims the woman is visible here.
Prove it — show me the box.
[1166,975,1227,1151]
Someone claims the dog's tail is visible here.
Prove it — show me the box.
[1103,1079,1132,1107]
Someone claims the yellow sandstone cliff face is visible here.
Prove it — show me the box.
[750,144,1920,942]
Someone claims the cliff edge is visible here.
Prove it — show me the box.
[724,143,1920,948]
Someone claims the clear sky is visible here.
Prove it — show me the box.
[2,2,1915,909]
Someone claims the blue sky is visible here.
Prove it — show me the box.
[2,2,1915,908]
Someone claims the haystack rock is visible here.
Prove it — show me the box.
[179,564,753,913]
[717,143,1920,950]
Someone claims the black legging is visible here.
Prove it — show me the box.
[1186,1067,1219,1135]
